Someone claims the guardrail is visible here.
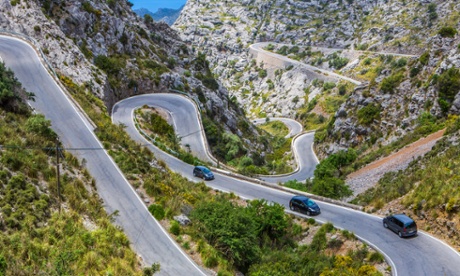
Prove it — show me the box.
[214,166,363,211]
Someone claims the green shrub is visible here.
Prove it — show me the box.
[329,54,349,69]
[393,58,407,68]
[170,220,181,235]
[265,44,275,51]
[437,67,460,113]
[148,204,165,220]
[380,72,404,93]
[144,14,153,24]
[427,3,438,22]
[356,43,368,50]
[283,180,308,192]
[143,263,161,275]
[0,254,6,275]
[190,199,260,272]
[323,82,336,91]
[357,103,380,125]
[363,58,372,65]
[276,46,289,55]
[258,69,267,78]
[94,55,126,75]
[25,114,57,140]
[338,84,347,95]
[419,52,430,65]
[311,176,352,199]
[438,26,457,38]
[410,66,421,78]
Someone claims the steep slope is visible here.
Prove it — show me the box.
[174,0,460,152]
[174,0,460,249]
[0,0,272,164]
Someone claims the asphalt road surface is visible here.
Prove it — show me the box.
[113,94,460,276]
[0,35,209,276]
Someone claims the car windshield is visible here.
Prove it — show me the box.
[305,199,316,207]
[202,168,211,174]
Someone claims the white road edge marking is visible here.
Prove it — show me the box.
[5,36,208,276]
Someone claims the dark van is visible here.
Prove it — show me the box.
[383,214,417,238]
[193,166,214,180]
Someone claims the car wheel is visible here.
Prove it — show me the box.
[193,172,197,177]
[306,210,311,216]
[398,231,403,238]
[383,222,388,228]
[289,204,295,211]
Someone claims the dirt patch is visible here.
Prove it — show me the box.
[311,104,330,118]
[346,129,445,200]
[346,128,460,251]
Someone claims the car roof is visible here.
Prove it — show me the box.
[291,195,312,201]
[392,214,415,223]
[195,165,208,169]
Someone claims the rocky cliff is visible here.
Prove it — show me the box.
[0,0,264,151]
[174,0,460,154]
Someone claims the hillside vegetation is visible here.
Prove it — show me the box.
[0,62,145,275]
[174,0,460,252]
[61,61,387,275]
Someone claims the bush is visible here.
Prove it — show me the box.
[410,66,421,78]
[190,200,260,272]
[258,69,267,78]
[265,44,275,51]
[170,220,181,235]
[437,67,460,113]
[25,114,57,140]
[394,58,407,68]
[202,77,219,90]
[276,46,289,55]
[148,204,165,220]
[94,55,126,75]
[329,55,349,69]
[0,254,6,275]
[323,82,336,91]
[368,251,385,263]
[438,26,457,38]
[311,176,352,199]
[143,263,161,276]
[357,103,380,125]
[380,72,404,93]
[419,52,430,65]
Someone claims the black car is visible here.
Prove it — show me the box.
[289,195,321,216]
[383,214,417,238]
[193,166,214,180]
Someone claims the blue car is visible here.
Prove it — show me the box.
[289,195,321,216]
[193,166,214,180]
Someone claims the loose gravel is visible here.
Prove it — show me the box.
[345,129,446,201]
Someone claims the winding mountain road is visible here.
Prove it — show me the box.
[2,35,460,276]
[113,94,460,276]
[0,35,209,276]
[249,42,363,85]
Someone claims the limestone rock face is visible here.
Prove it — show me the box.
[0,0,255,140]
[175,0,460,154]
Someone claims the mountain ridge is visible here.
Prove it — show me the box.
[134,6,184,26]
